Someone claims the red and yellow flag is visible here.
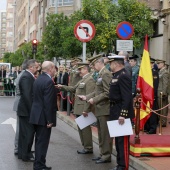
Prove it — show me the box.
[136,35,154,129]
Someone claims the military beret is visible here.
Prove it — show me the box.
[108,55,125,62]
[77,62,89,69]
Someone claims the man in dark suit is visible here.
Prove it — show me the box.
[17,59,39,162]
[30,61,57,170]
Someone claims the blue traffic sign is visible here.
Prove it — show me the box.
[116,21,134,40]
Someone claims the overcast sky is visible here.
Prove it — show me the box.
[0,0,7,11]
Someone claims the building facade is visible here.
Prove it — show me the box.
[162,0,170,65]
[6,0,15,52]
[0,11,7,59]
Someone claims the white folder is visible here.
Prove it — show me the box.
[107,118,133,137]
[75,112,97,130]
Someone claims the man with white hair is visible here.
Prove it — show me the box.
[118,51,132,75]
[30,61,57,170]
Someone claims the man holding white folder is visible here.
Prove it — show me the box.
[57,62,95,154]
[108,55,134,170]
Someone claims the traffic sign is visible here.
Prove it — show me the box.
[74,20,96,42]
[116,21,134,40]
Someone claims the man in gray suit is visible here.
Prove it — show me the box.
[13,60,28,155]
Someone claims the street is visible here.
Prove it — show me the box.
[0,97,116,170]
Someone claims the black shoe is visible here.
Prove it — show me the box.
[162,125,166,127]
[147,130,156,134]
[95,159,111,164]
[77,149,93,154]
[22,157,35,162]
[41,166,52,170]
[92,157,101,161]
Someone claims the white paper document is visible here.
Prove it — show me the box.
[75,112,97,130]
[107,118,133,137]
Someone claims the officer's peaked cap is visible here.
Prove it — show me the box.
[77,62,89,69]
[108,55,125,62]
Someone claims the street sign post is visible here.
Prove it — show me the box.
[116,21,134,40]
[116,40,133,51]
[74,20,96,62]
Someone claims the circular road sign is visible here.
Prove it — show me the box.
[116,21,134,40]
[74,20,96,42]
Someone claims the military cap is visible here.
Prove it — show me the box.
[77,62,89,69]
[150,57,156,63]
[107,55,125,62]
[89,54,103,65]
[156,59,166,64]
[129,54,139,60]
[71,57,82,63]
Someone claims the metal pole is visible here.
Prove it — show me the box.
[67,92,71,116]
[134,88,141,144]
[159,92,163,135]
[83,42,86,62]
[55,0,58,14]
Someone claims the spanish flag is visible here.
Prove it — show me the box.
[136,35,154,129]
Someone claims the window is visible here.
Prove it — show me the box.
[58,0,73,6]
[50,0,55,6]
[7,32,13,37]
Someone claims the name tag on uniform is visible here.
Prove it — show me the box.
[80,82,85,85]
[112,79,118,83]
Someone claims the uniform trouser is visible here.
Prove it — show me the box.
[77,125,93,151]
[34,125,51,170]
[14,115,19,153]
[115,136,130,170]
[97,115,112,161]
[158,96,168,126]
[76,115,93,150]
[18,116,35,160]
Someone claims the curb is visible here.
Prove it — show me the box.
[57,111,155,170]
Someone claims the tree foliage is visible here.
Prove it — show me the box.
[5,0,154,63]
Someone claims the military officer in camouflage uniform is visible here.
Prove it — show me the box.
[108,55,134,170]
[80,55,112,164]
[156,59,169,127]
[57,63,95,154]
[129,55,139,97]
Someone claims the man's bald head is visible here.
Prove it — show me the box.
[42,61,54,71]
[42,61,56,77]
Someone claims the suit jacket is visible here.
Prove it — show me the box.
[61,73,95,115]
[158,67,169,96]
[17,70,35,117]
[29,73,57,126]
[86,67,112,117]
[13,70,25,112]
[0,70,6,81]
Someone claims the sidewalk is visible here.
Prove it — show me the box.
[57,111,170,170]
